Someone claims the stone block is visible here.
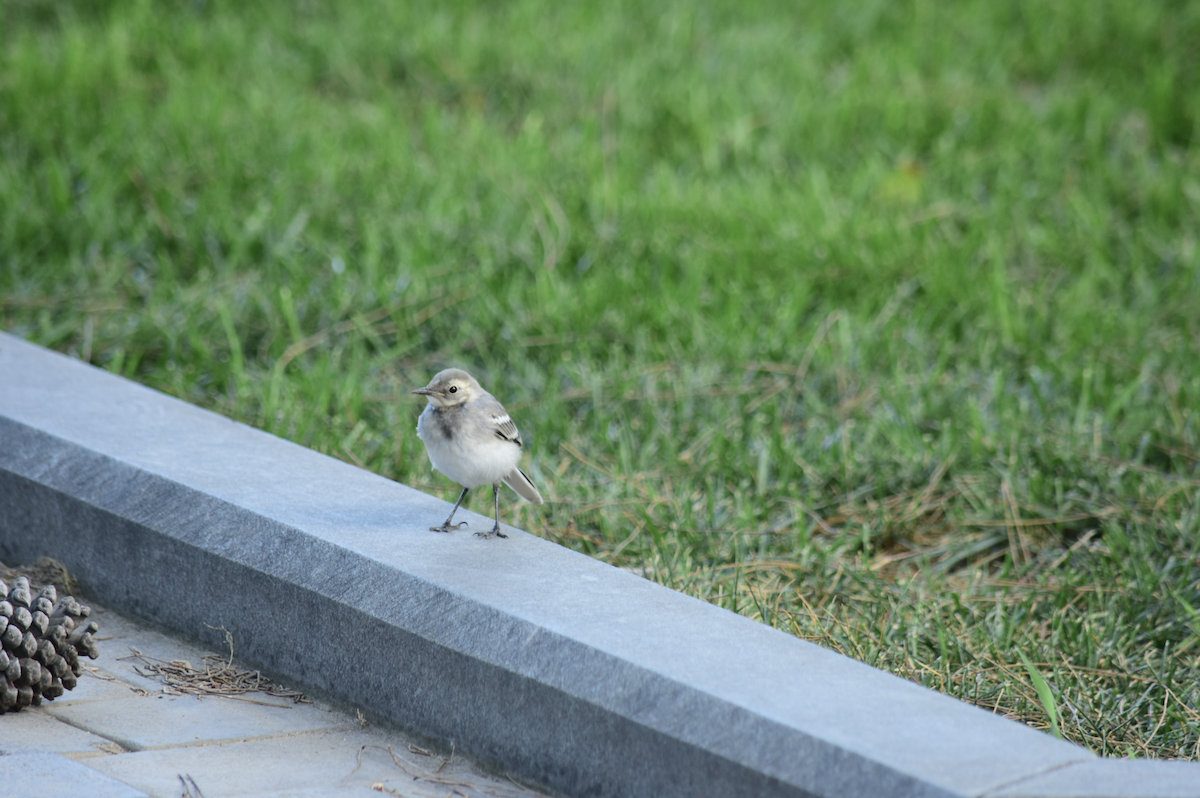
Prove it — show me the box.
[0,751,146,798]
[0,707,124,756]
[987,759,1200,797]
[84,727,524,798]
[227,790,398,798]
[44,692,350,752]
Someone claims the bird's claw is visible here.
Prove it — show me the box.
[431,521,468,534]
[475,526,508,540]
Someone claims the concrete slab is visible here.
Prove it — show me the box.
[85,727,537,798]
[228,789,397,798]
[43,690,349,751]
[43,602,289,707]
[57,665,153,704]
[0,707,126,756]
[987,759,1200,798]
[81,604,252,696]
[0,330,1192,798]
[0,751,147,798]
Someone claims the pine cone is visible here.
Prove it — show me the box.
[0,578,99,713]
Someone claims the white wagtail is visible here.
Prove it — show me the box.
[412,368,544,539]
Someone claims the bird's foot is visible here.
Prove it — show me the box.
[475,525,508,540]
[431,520,468,534]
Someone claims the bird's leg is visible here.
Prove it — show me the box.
[475,484,508,539]
[432,487,470,533]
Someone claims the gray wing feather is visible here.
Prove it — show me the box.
[504,467,544,504]
[493,415,521,444]
[477,394,523,446]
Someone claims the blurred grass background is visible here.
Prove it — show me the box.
[3,0,1199,758]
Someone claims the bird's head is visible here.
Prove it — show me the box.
[412,368,480,408]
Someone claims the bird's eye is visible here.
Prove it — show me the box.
[448,386,457,393]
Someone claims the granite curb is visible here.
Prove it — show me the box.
[1,331,1197,798]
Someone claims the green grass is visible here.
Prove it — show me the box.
[3,0,1199,759]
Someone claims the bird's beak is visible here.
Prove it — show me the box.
[411,388,437,396]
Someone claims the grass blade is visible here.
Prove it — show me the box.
[1018,651,1062,739]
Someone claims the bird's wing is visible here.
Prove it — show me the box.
[491,412,522,445]
[478,395,523,446]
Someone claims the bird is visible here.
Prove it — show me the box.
[412,368,543,539]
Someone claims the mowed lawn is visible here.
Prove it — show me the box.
[3,0,1199,758]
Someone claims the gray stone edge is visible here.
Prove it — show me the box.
[983,759,1200,798]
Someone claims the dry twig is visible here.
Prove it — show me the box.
[122,626,308,705]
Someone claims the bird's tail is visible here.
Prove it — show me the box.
[503,467,544,505]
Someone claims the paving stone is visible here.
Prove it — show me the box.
[43,691,349,752]
[85,727,538,798]
[0,707,125,756]
[987,759,1200,798]
[229,789,397,798]
[82,604,262,697]
[57,664,154,704]
[2,329,1193,798]
[0,751,147,798]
